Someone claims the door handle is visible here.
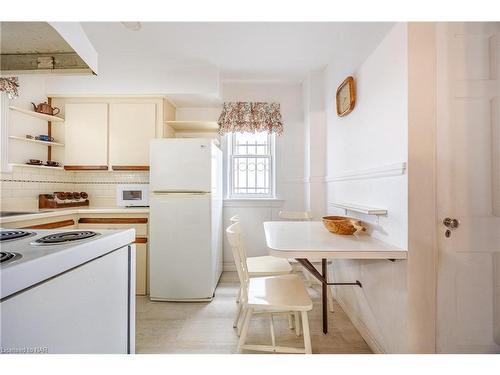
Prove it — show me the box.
[443,217,460,229]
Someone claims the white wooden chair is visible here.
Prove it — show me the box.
[230,214,292,276]
[278,210,335,313]
[278,210,313,221]
[229,215,297,334]
[226,222,313,354]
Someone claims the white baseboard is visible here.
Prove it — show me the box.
[334,294,386,354]
[223,262,236,272]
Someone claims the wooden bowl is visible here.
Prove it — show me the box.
[321,216,366,235]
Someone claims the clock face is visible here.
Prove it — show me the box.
[336,76,355,116]
[339,84,351,113]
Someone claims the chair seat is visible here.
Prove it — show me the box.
[247,256,292,276]
[247,274,313,311]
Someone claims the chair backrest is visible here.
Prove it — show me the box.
[226,222,249,303]
[229,215,240,223]
[279,210,313,221]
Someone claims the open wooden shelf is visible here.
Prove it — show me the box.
[10,163,64,171]
[9,135,64,147]
[165,120,218,132]
[9,106,64,123]
[329,202,388,216]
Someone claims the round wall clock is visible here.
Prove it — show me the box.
[336,76,356,117]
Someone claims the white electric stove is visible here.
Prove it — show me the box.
[0,228,136,354]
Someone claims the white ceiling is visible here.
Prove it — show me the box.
[81,22,394,82]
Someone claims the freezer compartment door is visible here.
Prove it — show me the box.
[150,138,212,192]
[149,193,214,300]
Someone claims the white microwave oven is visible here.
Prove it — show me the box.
[116,184,149,207]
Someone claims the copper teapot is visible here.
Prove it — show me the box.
[31,102,60,116]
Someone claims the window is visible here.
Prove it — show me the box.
[227,131,275,198]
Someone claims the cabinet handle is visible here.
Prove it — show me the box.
[111,165,149,171]
[64,165,108,171]
[78,218,148,224]
[23,219,75,229]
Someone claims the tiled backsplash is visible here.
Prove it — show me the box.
[0,166,149,211]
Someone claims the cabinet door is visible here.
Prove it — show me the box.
[109,103,156,169]
[64,103,108,169]
[77,216,149,296]
[135,243,148,296]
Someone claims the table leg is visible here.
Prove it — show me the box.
[295,258,361,335]
[322,258,328,334]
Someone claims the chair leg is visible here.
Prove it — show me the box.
[238,307,253,353]
[269,314,276,347]
[288,314,294,330]
[327,285,334,313]
[233,300,243,328]
[237,306,247,336]
[301,311,312,354]
[236,287,241,304]
[294,312,301,337]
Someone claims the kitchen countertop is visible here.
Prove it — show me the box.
[0,207,150,224]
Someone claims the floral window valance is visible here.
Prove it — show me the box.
[0,77,19,99]
[218,102,284,135]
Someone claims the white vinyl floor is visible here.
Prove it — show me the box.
[135,272,372,354]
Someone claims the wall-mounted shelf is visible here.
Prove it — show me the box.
[9,106,64,123]
[330,202,387,216]
[9,135,64,147]
[165,120,218,132]
[9,163,64,171]
[8,99,61,167]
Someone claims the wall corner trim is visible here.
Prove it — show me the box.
[325,162,407,183]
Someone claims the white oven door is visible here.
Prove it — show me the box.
[0,246,133,353]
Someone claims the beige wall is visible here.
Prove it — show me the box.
[0,167,73,211]
[407,22,438,353]
[321,22,439,353]
[0,167,149,211]
[324,23,409,353]
[1,81,154,211]
[221,81,306,267]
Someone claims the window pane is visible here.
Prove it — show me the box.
[233,132,269,155]
[229,131,273,197]
[233,156,270,195]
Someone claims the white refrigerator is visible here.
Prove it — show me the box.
[149,138,223,301]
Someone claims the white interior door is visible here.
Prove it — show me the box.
[436,22,500,353]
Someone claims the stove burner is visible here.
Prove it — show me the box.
[33,231,99,245]
[0,230,35,242]
[0,251,22,264]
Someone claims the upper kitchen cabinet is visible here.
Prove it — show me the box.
[64,103,109,170]
[109,103,156,170]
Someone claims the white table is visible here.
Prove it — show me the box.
[263,221,407,333]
